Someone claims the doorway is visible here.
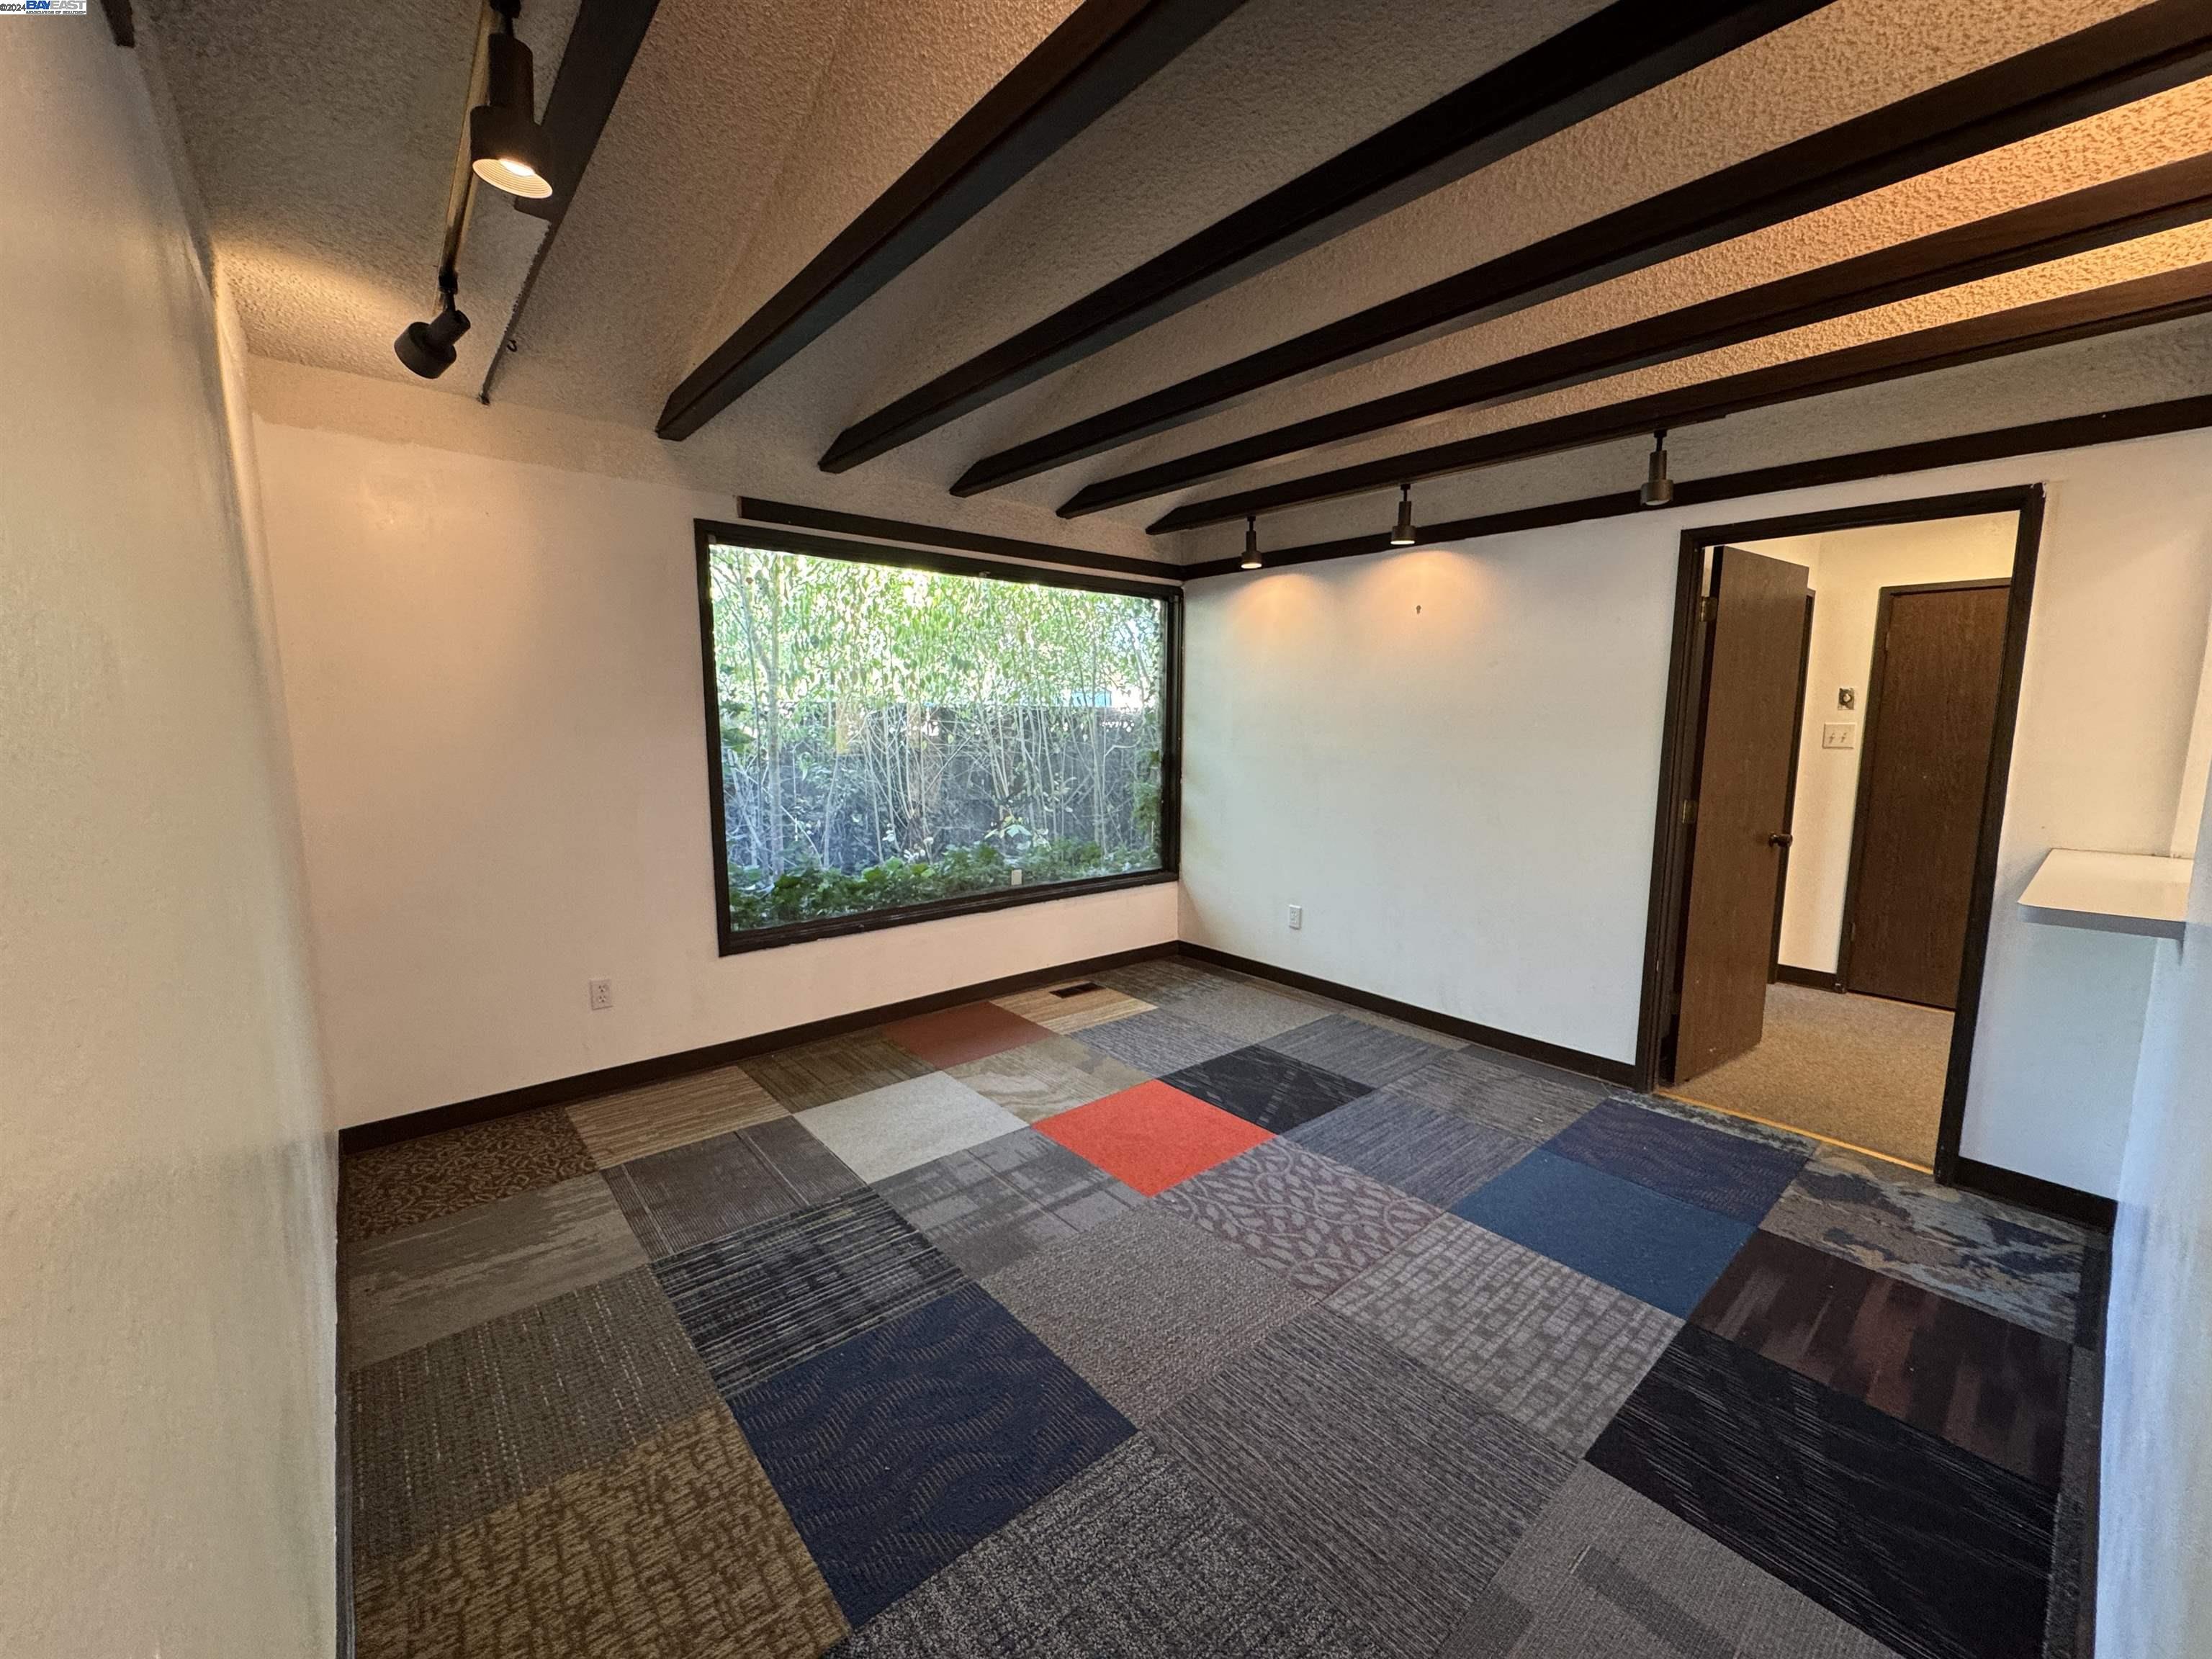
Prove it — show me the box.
[1637,488,2044,1179]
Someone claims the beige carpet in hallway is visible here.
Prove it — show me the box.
[1670,983,1951,1166]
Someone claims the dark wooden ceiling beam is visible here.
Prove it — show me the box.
[656,0,1249,442]
[733,498,1180,583]
[957,0,2212,497]
[1179,392,2212,577]
[1146,260,2212,532]
[818,0,1835,472]
[1059,153,2212,515]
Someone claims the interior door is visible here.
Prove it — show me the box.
[1843,581,2010,1009]
[1675,547,1810,1081]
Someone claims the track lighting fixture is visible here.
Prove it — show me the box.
[395,269,472,378]
[469,1,554,199]
[1241,515,1262,570]
[1640,430,1674,508]
[1390,482,1417,547]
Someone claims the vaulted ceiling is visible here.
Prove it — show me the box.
[145,0,2212,570]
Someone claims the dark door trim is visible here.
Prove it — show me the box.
[1637,486,2046,1185]
[1834,577,2015,998]
[1769,590,1816,980]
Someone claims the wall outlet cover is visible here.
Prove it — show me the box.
[1821,722,1858,750]
[1287,904,1303,930]
[588,978,613,1010]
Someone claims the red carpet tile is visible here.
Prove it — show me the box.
[884,1002,1054,1069]
[1037,1082,1272,1197]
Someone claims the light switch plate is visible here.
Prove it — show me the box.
[1822,722,1857,750]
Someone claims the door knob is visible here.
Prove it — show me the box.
[1768,832,1794,848]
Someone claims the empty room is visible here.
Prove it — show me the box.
[11,2,2212,1658]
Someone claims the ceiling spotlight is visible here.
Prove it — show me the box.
[1640,430,1674,508]
[1241,515,1262,570]
[1390,482,1417,547]
[395,271,472,378]
[469,5,554,199]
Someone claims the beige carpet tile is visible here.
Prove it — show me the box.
[950,1033,1150,1123]
[994,981,1156,1035]
[346,1173,647,1367]
[1094,957,1227,1003]
[745,1030,932,1112]
[354,1406,845,1659]
[565,1063,786,1166]
[341,1106,598,1243]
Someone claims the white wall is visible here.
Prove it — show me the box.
[1184,428,2212,1197]
[1745,515,2019,976]
[250,410,1178,1130]
[0,24,334,1658]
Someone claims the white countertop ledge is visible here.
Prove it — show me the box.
[2020,849,2193,938]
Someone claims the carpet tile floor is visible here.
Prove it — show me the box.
[341,956,2105,1659]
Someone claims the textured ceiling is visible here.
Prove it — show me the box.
[147,0,2212,566]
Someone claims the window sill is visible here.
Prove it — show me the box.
[716,867,1177,956]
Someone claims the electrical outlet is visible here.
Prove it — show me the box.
[1287,904,1303,931]
[1821,722,1857,750]
[588,978,613,1011]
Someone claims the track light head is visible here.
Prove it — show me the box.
[1640,430,1673,508]
[469,29,554,198]
[1241,515,1262,570]
[395,279,472,378]
[1390,482,1417,547]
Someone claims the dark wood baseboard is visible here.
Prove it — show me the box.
[338,942,1179,1153]
[1774,963,1844,991]
[1954,1156,2116,1233]
[1176,942,1642,1090]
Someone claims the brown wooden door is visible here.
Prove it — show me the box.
[1676,547,1811,1081]
[1843,581,2010,1009]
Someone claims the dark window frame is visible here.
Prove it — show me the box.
[693,519,1183,956]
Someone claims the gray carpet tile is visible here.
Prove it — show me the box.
[1074,1007,1247,1079]
[876,1128,1143,1278]
[1095,958,1228,1002]
[344,1173,647,1367]
[1163,1044,1372,1134]
[1328,1215,1681,1455]
[1627,1089,1820,1157]
[745,1029,932,1111]
[949,1032,1149,1123]
[1263,1012,1452,1089]
[605,1115,860,1260]
[1442,1463,1897,1658]
[1156,1137,1437,1292]
[843,1436,1379,1658]
[1339,1004,1467,1049]
[985,1206,1315,1424]
[1161,979,1335,1045]
[1387,1048,1600,1141]
[349,1267,717,1568]
[1288,1089,1534,1208]
[1154,1308,1575,1655]
[796,1071,1028,1182]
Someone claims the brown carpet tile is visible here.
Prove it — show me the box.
[341,1106,597,1243]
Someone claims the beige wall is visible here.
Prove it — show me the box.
[248,408,1178,1130]
[0,22,335,1657]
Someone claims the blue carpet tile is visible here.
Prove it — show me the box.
[1588,1322,2056,1659]
[731,1282,1133,1627]
[1547,1097,1808,1224]
[1287,1089,1533,1209]
[1163,1045,1372,1134]
[1452,1149,1753,1317]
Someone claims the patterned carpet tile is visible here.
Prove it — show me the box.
[1761,1146,2085,1340]
[1386,1048,1601,1142]
[1547,1098,1808,1225]
[655,1190,963,1402]
[745,1030,932,1112]
[1035,1079,1274,1196]
[732,1282,1132,1628]
[1094,957,1227,1003]
[1074,1007,1246,1077]
[1288,1089,1533,1208]
[564,1063,786,1168]
[796,1071,1026,1182]
[1156,1136,1437,1292]
[1442,1462,1897,1658]
[985,1206,1315,1423]
[1339,1004,1467,1049]
[1153,1308,1575,1654]
[1587,1323,2056,1659]
[1264,1011,1452,1089]
[1163,1044,1371,1134]
[351,1268,717,1568]
[1454,1150,1753,1318]
[948,1031,1149,1123]
[843,1436,1379,1658]
[1159,977,1334,1045]
[606,1116,860,1260]
[1691,1228,2072,1486]
[346,1173,647,1367]
[875,1128,1142,1278]
[1328,1215,1681,1456]
[994,979,1156,1034]
[341,1106,597,1243]
[1630,1089,1819,1157]
[354,1406,845,1659]
[881,1000,1053,1068]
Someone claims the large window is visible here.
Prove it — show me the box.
[696,524,1179,952]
